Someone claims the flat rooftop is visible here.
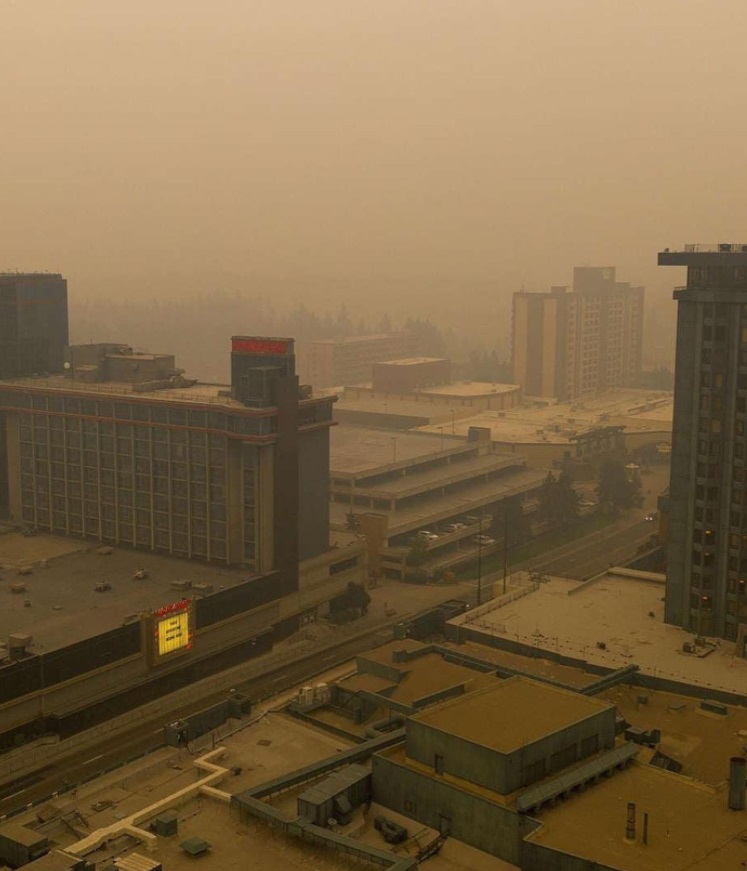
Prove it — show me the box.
[11,697,508,871]
[0,535,256,651]
[334,395,476,426]
[330,424,470,477]
[352,381,520,397]
[412,676,612,753]
[456,570,747,696]
[0,375,327,409]
[600,683,747,785]
[418,381,520,397]
[310,333,406,346]
[375,357,447,366]
[526,762,747,871]
[417,388,673,444]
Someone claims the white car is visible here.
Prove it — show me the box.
[417,530,439,541]
[472,534,496,546]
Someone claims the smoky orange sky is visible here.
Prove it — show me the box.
[2,1,746,338]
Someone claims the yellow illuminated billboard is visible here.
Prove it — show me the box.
[157,609,191,655]
[146,599,194,665]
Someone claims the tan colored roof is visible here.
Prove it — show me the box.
[527,763,747,871]
[412,676,613,752]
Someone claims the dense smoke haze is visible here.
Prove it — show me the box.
[3,1,747,358]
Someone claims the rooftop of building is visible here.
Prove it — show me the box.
[525,761,747,871]
[340,652,493,706]
[9,696,513,871]
[330,424,472,477]
[660,243,747,266]
[411,676,613,753]
[452,569,747,697]
[416,388,673,444]
[599,682,747,785]
[0,534,257,651]
[0,272,64,281]
[374,357,447,367]
[0,374,330,410]
[333,395,477,426]
[350,380,521,397]
[418,381,520,397]
[309,332,412,346]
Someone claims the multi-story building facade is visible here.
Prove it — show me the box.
[0,273,68,379]
[512,267,644,401]
[296,332,422,388]
[661,243,747,644]
[0,336,334,592]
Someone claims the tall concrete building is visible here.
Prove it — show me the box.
[0,335,334,591]
[0,273,68,379]
[660,243,747,643]
[512,267,644,400]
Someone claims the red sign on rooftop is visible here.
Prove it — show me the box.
[232,337,291,356]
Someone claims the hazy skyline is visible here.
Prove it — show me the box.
[3,1,746,339]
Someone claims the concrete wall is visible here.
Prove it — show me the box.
[521,840,620,871]
[0,597,280,736]
[372,752,539,866]
[298,426,330,561]
[405,710,615,795]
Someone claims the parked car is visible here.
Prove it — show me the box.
[472,534,496,546]
[417,530,439,541]
[644,512,658,522]
[443,522,466,534]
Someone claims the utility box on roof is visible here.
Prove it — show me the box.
[297,764,371,827]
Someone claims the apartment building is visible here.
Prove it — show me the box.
[661,243,747,642]
[512,267,644,401]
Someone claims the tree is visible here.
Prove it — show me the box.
[596,460,642,515]
[332,581,371,617]
[501,496,532,547]
[406,538,428,567]
[537,472,580,527]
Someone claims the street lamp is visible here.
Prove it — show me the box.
[503,506,509,595]
[477,514,484,607]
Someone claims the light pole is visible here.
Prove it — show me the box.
[477,514,483,607]
[438,426,444,451]
[450,409,456,434]
[502,506,509,595]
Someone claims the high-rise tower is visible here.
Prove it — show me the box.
[512,267,644,400]
[660,243,747,644]
[0,273,68,378]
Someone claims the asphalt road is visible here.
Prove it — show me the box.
[530,518,657,579]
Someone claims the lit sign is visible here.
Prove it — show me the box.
[153,599,192,658]
[232,338,290,356]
